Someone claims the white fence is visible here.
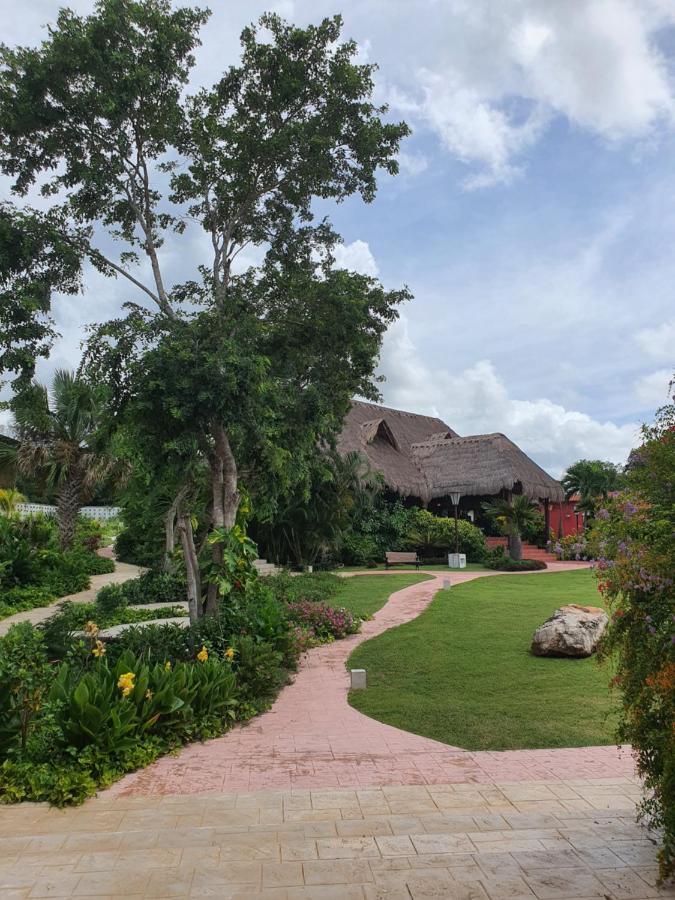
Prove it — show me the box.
[14,503,122,521]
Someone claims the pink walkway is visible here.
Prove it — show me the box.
[108,564,634,798]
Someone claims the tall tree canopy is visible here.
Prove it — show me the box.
[561,458,622,516]
[0,1,410,615]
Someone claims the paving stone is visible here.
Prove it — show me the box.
[522,867,607,899]
[303,859,374,885]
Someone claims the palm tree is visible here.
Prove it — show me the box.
[8,371,111,548]
[561,459,620,521]
[482,494,540,561]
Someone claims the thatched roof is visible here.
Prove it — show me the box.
[412,433,563,502]
[337,402,563,503]
[336,400,457,500]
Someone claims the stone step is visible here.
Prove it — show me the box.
[253,558,282,576]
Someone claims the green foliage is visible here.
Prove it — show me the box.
[482,495,541,561]
[10,371,113,548]
[341,498,416,565]
[228,635,285,711]
[0,0,411,613]
[100,569,187,607]
[0,205,82,387]
[561,458,623,517]
[403,508,487,562]
[0,623,53,754]
[0,515,113,620]
[484,547,547,571]
[255,451,383,568]
[591,389,674,880]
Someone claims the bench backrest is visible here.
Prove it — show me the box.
[386,551,418,562]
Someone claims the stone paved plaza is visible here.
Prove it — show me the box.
[1,779,673,898]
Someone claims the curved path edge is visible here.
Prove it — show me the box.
[108,562,635,798]
[0,553,142,637]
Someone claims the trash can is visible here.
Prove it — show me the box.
[448,553,466,569]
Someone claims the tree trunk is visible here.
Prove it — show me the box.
[57,472,83,549]
[509,530,523,561]
[177,512,201,625]
[204,423,240,617]
[162,485,188,573]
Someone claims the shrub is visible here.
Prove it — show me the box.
[95,584,128,616]
[0,623,53,755]
[285,600,360,642]
[551,534,592,561]
[229,635,285,710]
[403,509,487,562]
[485,557,547,572]
[111,569,187,606]
[592,393,675,881]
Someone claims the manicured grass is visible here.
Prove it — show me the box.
[335,574,432,619]
[337,563,487,573]
[348,569,618,751]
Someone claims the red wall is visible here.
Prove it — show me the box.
[547,500,584,539]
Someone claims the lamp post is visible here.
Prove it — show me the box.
[450,491,461,557]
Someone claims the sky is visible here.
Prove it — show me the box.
[1,0,675,476]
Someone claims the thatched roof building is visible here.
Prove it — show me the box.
[338,401,563,505]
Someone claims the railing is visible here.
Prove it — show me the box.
[14,503,122,520]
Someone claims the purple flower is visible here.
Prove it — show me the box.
[597,508,610,520]
[623,501,637,518]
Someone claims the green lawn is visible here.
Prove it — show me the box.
[336,563,487,573]
[335,573,432,619]
[348,569,618,751]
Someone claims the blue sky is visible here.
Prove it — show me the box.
[2,0,674,475]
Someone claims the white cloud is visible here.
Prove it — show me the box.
[397,150,429,177]
[390,0,675,186]
[379,316,639,475]
[333,240,379,276]
[635,318,675,362]
[634,368,673,406]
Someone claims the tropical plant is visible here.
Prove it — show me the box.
[593,386,675,880]
[482,495,541,561]
[403,508,487,562]
[7,371,111,548]
[0,488,25,515]
[256,451,382,568]
[561,459,622,519]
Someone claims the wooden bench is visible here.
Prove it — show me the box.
[385,551,419,570]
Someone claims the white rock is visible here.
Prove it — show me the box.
[531,604,609,658]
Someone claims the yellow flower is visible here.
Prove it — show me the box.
[225,647,235,662]
[164,660,172,671]
[84,621,99,637]
[92,640,106,658]
[197,645,209,663]
[117,672,135,697]
[145,689,154,700]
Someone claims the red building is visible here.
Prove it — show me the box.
[546,494,584,538]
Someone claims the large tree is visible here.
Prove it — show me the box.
[0,2,410,615]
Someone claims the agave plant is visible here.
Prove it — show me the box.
[7,370,112,548]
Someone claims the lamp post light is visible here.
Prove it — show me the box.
[450,491,461,557]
